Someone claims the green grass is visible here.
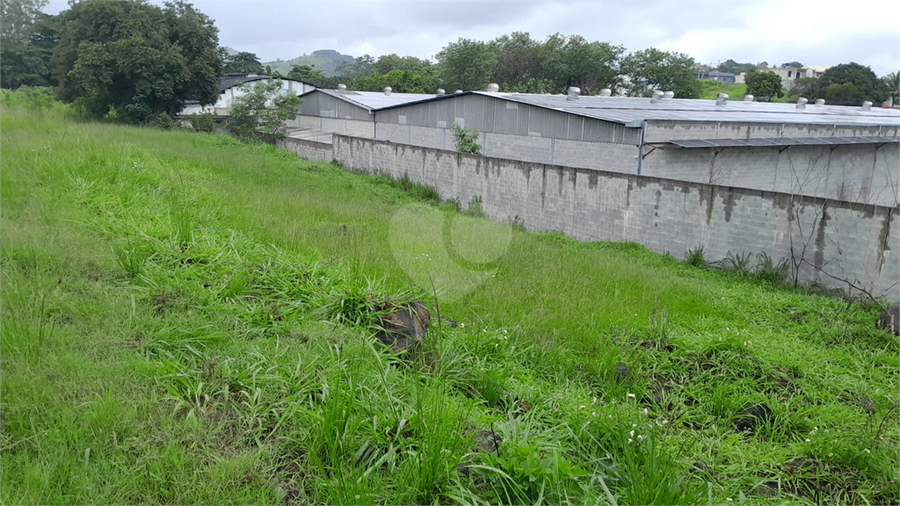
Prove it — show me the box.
[699,81,749,100]
[2,95,898,505]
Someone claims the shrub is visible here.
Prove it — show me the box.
[754,252,789,283]
[684,246,707,268]
[154,112,176,130]
[189,113,215,133]
[452,123,482,154]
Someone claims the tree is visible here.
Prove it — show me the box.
[810,63,889,106]
[621,48,701,98]
[227,78,301,141]
[744,71,783,101]
[223,51,264,74]
[539,34,624,94]
[52,0,222,122]
[717,59,761,75]
[882,70,900,106]
[352,69,438,94]
[452,124,481,154]
[0,0,48,46]
[436,38,497,92]
[0,1,57,89]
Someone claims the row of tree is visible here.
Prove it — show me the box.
[2,0,897,124]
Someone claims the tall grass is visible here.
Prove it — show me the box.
[2,99,897,505]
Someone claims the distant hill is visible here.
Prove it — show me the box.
[265,49,355,77]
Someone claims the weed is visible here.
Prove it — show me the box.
[684,245,707,268]
[722,251,754,276]
[755,252,790,283]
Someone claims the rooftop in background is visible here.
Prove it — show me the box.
[465,92,900,128]
[302,88,440,110]
[217,74,309,93]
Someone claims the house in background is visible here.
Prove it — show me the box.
[180,74,314,116]
[694,71,736,84]
[769,64,830,90]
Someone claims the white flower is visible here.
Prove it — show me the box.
[632,423,637,428]
[630,430,635,437]
[460,323,464,328]
[828,453,834,457]
[865,448,871,454]
[627,438,633,444]
[627,393,635,399]
[643,408,648,415]
[580,405,586,409]
[805,438,811,442]
[592,397,598,404]
[726,498,733,502]
[592,411,598,417]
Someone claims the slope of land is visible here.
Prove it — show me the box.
[265,49,355,77]
[1,94,897,505]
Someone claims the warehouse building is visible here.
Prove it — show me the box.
[371,88,900,206]
[287,86,440,142]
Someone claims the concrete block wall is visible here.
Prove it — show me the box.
[643,143,900,206]
[277,137,333,162]
[287,116,375,138]
[328,134,899,299]
[375,123,639,173]
[644,121,897,143]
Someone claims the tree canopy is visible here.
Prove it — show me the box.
[744,71,783,101]
[0,0,57,89]
[435,38,497,92]
[620,48,701,98]
[223,51,264,75]
[801,63,890,106]
[52,0,222,122]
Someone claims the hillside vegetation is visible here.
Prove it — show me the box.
[266,49,355,77]
[1,94,897,505]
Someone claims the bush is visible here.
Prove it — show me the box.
[684,246,707,268]
[452,123,482,154]
[154,112,176,130]
[189,113,215,133]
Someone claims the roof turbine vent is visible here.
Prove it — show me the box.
[486,83,500,93]
[337,83,347,93]
[436,88,445,96]
[815,98,825,105]
[650,90,664,103]
[743,94,754,102]
[599,88,612,97]
[662,91,675,100]
[383,87,392,96]
[862,101,873,110]
[716,93,728,107]
[796,97,808,109]
[566,86,581,100]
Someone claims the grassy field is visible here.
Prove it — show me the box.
[2,92,898,505]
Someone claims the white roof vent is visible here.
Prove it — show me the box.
[383,87,392,95]
[566,86,581,100]
[862,101,873,110]
[436,88,445,96]
[743,94,754,102]
[796,97,808,109]
[337,84,346,93]
[599,88,612,97]
[815,98,825,105]
[454,89,463,94]
[662,91,675,100]
[650,90,664,103]
[486,83,500,93]
[716,93,728,107]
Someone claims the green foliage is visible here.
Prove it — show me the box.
[103,105,119,122]
[538,33,624,95]
[717,59,764,75]
[286,64,340,88]
[222,51,263,74]
[882,70,900,106]
[227,78,302,141]
[754,252,790,283]
[189,113,215,132]
[621,47,701,98]
[436,37,498,92]
[154,111,176,130]
[52,0,221,122]
[265,48,355,77]
[452,124,482,154]
[684,246,707,268]
[744,71,784,101]
[807,62,890,105]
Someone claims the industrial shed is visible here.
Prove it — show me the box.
[287,88,440,142]
[373,90,900,206]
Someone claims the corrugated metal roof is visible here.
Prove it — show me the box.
[218,74,307,93]
[661,136,900,148]
[469,92,900,128]
[303,89,440,111]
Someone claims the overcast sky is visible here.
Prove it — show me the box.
[44,0,899,76]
